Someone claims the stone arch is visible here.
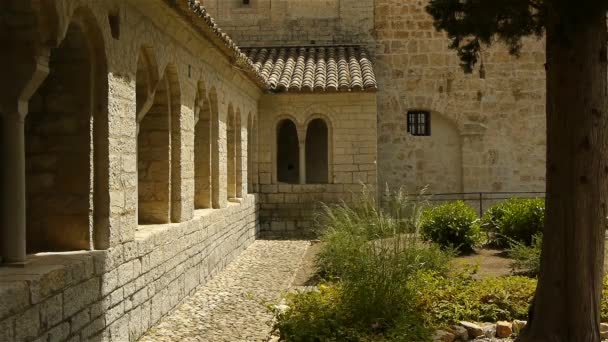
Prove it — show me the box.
[137,52,172,224]
[413,110,463,193]
[305,117,330,184]
[226,104,237,200]
[276,118,300,184]
[194,81,212,209]
[25,7,110,252]
[136,47,159,123]
[208,87,220,208]
[301,103,338,123]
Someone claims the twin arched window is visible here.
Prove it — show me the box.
[277,118,329,184]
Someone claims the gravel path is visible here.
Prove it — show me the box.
[139,240,309,342]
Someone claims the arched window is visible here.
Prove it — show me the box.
[277,119,299,184]
[137,54,171,225]
[305,118,329,184]
[25,14,109,252]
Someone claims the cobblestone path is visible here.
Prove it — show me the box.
[139,240,309,342]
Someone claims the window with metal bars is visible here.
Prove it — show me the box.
[407,111,431,136]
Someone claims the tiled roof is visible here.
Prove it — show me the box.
[167,1,378,93]
[243,46,378,93]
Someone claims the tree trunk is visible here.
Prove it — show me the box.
[516,8,608,342]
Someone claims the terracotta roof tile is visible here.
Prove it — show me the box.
[242,46,378,93]
[166,2,378,93]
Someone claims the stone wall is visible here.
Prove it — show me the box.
[257,93,378,236]
[204,0,548,195]
[200,0,375,46]
[374,0,546,194]
[0,0,262,341]
[0,196,258,342]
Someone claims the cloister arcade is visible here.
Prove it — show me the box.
[0,6,259,264]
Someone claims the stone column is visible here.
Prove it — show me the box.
[1,114,26,263]
[299,140,306,185]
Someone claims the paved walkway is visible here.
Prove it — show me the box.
[139,240,309,342]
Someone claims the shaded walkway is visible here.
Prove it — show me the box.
[138,240,309,342]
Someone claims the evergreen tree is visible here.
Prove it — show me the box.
[425,1,608,340]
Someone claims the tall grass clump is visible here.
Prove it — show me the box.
[276,186,453,340]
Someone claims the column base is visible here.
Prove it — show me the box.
[1,260,30,268]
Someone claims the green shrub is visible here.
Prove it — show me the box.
[420,201,481,253]
[410,271,536,327]
[509,233,542,277]
[481,198,544,247]
[276,187,449,341]
[276,283,433,341]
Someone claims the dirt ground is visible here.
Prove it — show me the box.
[452,249,514,278]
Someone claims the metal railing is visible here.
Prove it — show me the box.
[411,191,546,217]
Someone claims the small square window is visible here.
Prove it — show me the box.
[407,111,431,136]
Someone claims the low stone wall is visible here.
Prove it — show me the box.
[0,195,258,342]
[258,183,365,238]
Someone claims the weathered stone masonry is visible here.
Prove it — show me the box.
[0,0,547,341]
[0,0,263,341]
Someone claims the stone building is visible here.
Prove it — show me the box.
[0,0,545,341]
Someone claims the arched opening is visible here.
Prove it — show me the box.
[235,110,243,198]
[305,118,329,184]
[25,12,109,252]
[137,51,171,225]
[227,105,237,200]
[194,84,212,209]
[277,119,299,184]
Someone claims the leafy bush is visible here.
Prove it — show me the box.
[481,198,544,247]
[509,233,542,277]
[420,201,481,253]
[410,271,536,326]
[276,283,432,342]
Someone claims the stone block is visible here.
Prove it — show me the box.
[0,281,29,320]
[15,306,40,341]
[63,277,100,318]
[40,294,62,330]
[70,308,91,334]
[45,322,70,342]
[0,317,14,341]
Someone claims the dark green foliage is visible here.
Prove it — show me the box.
[425,0,608,73]
[481,198,544,248]
[425,0,544,73]
[420,201,481,253]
